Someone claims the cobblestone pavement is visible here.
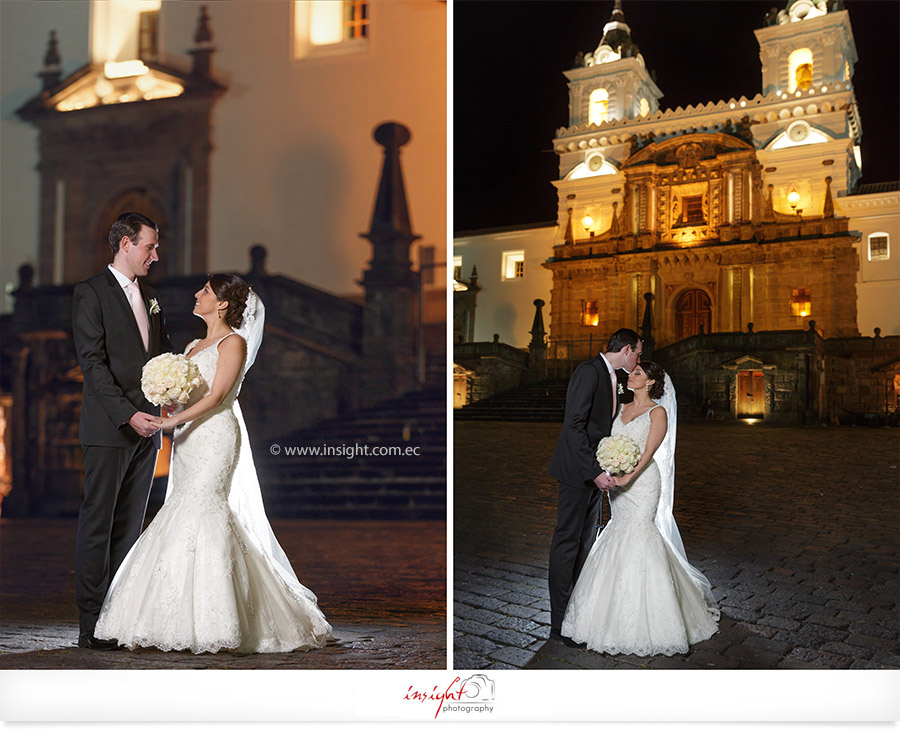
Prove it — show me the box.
[0,519,445,669]
[454,421,900,670]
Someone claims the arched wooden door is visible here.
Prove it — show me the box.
[93,189,171,283]
[675,289,712,340]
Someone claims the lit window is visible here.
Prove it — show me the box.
[868,234,889,261]
[294,1,369,59]
[684,195,703,223]
[501,251,525,281]
[791,288,811,317]
[90,0,162,65]
[788,48,813,93]
[639,97,650,117]
[582,301,600,327]
[453,255,462,281]
[345,0,369,39]
[138,10,159,60]
[589,88,609,126]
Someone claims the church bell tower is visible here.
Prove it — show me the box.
[563,0,662,129]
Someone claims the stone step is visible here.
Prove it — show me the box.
[257,387,446,519]
[457,379,569,422]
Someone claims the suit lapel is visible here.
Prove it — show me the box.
[103,268,149,358]
[593,355,615,427]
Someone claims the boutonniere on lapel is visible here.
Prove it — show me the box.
[617,383,625,395]
[148,298,161,316]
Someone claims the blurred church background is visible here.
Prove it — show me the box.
[0,1,446,519]
[454,0,898,427]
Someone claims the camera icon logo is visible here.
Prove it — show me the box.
[460,674,495,702]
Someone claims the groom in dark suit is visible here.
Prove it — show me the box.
[71,212,172,649]
[547,328,641,645]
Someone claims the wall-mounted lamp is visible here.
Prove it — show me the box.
[787,189,803,216]
[581,213,594,237]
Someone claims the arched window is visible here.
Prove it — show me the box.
[589,88,609,126]
[788,48,814,92]
[639,97,650,117]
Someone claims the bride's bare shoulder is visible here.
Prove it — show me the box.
[649,404,667,426]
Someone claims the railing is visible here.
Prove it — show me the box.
[541,337,606,379]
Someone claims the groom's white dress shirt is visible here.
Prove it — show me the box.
[109,264,150,351]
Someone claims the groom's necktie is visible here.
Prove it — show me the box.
[610,370,618,416]
[126,280,150,351]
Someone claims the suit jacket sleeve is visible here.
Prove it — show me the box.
[72,281,138,429]
[560,362,605,483]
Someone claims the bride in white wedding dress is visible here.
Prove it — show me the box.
[561,361,719,656]
[95,274,332,654]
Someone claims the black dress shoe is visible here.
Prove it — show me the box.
[77,632,122,651]
[549,629,585,649]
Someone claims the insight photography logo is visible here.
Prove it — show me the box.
[403,674,495,719]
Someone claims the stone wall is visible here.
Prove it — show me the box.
[656,327,824,425]
[454,340,529,405]
[656,327,900,426]
[825,335,900,424]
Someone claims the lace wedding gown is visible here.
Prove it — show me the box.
[95,333,333,653]
[561,405,719,656]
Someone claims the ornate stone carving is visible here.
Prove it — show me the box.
[676,142,703,169]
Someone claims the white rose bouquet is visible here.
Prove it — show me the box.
[596,434,641,476]
[141,353,203,406]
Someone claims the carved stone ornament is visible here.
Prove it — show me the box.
[676,143,703,169]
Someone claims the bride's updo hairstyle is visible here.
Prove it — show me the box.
[208,273,251,328]
[640,361,666,400]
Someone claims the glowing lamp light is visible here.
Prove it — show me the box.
[104,60,149,79]
[581,213,594,233]
[741,418,761,425]
[787,189,802,216]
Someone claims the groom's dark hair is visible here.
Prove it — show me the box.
[109,212,158,254]
[607,328,640,353]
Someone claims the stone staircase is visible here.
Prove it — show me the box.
[254,387,446,519]
[455,379,569,422]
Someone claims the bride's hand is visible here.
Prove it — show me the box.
[612,473,631,488]
[160,412,181,430]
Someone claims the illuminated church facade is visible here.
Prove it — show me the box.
[454,0,899,421]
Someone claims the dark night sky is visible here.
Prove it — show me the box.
[453,0,900,232]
